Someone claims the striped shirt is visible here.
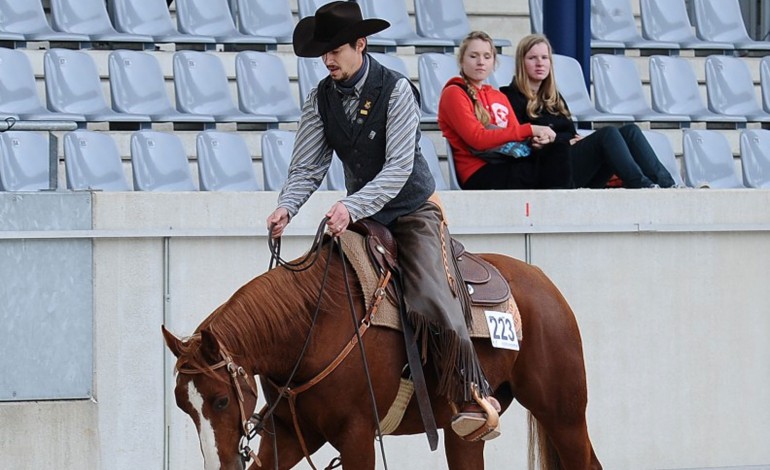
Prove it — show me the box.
[276,62,421,223]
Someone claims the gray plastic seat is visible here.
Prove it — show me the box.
[173,51,278,126]
[705,55,770,124]
[235,51,301,123]
[640,0,734,52]
[641,130,686,187]
[175,0,277,50]
[63,130,130,191]
[591,54,690,125]
[297,0,333,18]
[649,55,745,125]
[692,0,770,53]
[109,50,215,125]
[488,54,514,89]
[108,0,215,46]
[414,0,510,48]
[739,129,770,188]
[419,135,448,190]
[762,57,770,113]
[196,131,261,191]
[261,129,296,191]
[235,0,299,44]
[130,130,196,191]
[369,52,410,78]
[0,48,85,122]
[444,139,462,190]
[0,131,49,191]
[682,129,744,188]
[297,57,329,105]
[552,54,633,124]
[418,53,458,123]
[529,0,543,34]
[359,0,454,50]
[0,0,90,44]
[325,154,345,191]
[44,49,152,125]
[591,0,680,52]
[49,0,154,46]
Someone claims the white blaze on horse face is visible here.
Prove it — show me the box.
[187,382,221,470]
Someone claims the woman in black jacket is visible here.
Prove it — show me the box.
[500,34,675,188]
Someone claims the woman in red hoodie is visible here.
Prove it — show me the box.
[438,31,567,189]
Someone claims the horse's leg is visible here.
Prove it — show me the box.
[443,425,486,470]
[327,422,377,470]
[252,415,326,470]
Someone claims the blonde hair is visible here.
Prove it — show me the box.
[514,34,570,119]
[457,31,497,127]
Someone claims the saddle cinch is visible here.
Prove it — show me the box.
[347,218,511,309]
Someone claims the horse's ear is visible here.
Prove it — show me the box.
[199,328,222,364]
[162,325,184,358]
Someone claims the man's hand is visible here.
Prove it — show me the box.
[326,201,350,236]
[266,207,290,239]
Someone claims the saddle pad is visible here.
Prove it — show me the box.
[339,231,522,341]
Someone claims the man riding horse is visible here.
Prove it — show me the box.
[265,1,501,441]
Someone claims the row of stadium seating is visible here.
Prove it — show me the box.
[2,127,768,192]
[531,0,770,55]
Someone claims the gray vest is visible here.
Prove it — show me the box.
[317,56,435,226]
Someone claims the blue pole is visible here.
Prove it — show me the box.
[543,0,591,92]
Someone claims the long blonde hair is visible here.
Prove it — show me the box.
[514,34,570,119]
[457,31,496,127]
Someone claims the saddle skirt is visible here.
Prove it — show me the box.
[338,228,522,341]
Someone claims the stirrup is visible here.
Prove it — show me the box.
[450,386,501,442]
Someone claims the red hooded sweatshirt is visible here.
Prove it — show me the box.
[437,77,533,185]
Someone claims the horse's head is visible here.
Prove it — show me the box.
[162,325,260,470]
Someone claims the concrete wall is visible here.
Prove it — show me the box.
[1,189,769,470]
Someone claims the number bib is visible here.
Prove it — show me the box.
[484,310,520,351]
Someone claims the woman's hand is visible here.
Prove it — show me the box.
[569,134,583,146]
[531,125,556,147]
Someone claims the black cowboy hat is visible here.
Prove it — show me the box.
[293,1,390,58]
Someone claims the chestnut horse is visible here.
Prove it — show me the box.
[162,237,602,470]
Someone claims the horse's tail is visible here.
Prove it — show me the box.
[527,412,560,470]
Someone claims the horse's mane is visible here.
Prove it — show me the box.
[174,242,360,373]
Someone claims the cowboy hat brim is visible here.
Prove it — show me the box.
[293,16,390,58]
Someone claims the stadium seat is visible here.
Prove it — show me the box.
[130,130,196,191]
[761,56,770,113]
[49,0,154,47]
[196,131,261,191]
[108,50,215,125]
[591,0,680,53]
[692,0,770,53]
[44,49,152,125]
[682,129,744,188]
[297,0,333,18]
[640,0,734,53]
[358,0,454,51]
[172,51,278,127]
[261,129,296,191]
[705,55,770,124]
[235,51,301,123]
[417,53,458,123]
[591,54,690,126]
[235,0,293,44]
[175,0,276,50]
[739,129,770,188]
[63,130,130,191]
[648,55,746,126]
[369,52,410,78]
[551,54,633,125]
[108,0,216,47]
[488,54,514,89]
[419,135,448,190]
[0,48,85,122]
[413,0,511,48]
[325,154,346,191]
[529,0,543,34]
[0,131,49,191]
[444,139,462,190]
[297,57,328,105]
[0,0,90,45]
[641,130,686,187]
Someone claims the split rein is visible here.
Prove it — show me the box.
[243,218,391,470]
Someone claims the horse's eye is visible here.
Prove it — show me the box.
[213,396,229,410]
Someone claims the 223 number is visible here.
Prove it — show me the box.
[488,316,516,342]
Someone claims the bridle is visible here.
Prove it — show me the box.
[177,341,263,468]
